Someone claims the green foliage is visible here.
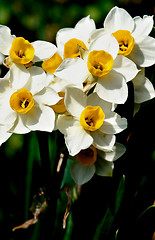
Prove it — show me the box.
[93,175,125,240]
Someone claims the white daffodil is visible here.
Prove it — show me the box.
[0,24,57,88]
[132,68,155,103]
[0,66,61,134]
[93,7,155,67]
[57,87,127,156]
[70,142,126,185]
[56,16,96,59]
[55,33,139,104]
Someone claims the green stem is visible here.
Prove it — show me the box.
[36,131,68,239]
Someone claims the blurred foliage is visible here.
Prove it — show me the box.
[0,0,155,43]
[0,0,155,239]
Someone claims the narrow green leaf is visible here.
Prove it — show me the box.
[25,132,40,220]
[93,175,125,240]
[114,175,125,214]
[136,205,155,222]
[63,212,74,240]
[93,208,113,240]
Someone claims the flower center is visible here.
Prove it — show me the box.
[9,37,35,64]
[51,92,66,114]
[80,105,105,131]
[42,52,63,74]
[112,30,134,56]
[63,38,88,59]
[76,145,97,166]
[87,50,113,77]
[10,88,34,114]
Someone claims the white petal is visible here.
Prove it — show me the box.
[98,142,126,162]
[63,120,93,156]
[100,112,127,134]
[132,69,155,103]
[46,74,69,92]
[95,158,114,177]
[10,63,30,89]
[34,87,61,106]
[55,58,88,85]
[70,161,95,185]
[65,87,87,117]
[87,92,113,114]
[75,16,96,43]
[32,40,57,62]
[89,33,119,60]
[89,28,105,43]
[95,70,128,104]
[132,15,154,43]
[0,77,12,101]
[57,114,78,135]
[104,7,134,33]
[0,125,12,146]
[0,25,15,55]
[91,130,116,151]
[26,105,55,132]
[129,36,155,67]
[9,115,30,134]
[113,55,139,82]
[0,100,17,126]
[25,66,46,95]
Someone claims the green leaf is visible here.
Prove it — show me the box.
[136,205,155,222]
[25,132,40,220]
[114,175,125,214]
[93,175,125,240]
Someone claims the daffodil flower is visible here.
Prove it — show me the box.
[0,25,57,64]
[70,143,126,185]
[0,66,61,134]
[56,16,96,59]
[55,33,139,104]
[0,25,57,88]
[57,87,127,156]
[93,7,155,67]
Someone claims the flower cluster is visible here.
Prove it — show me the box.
[0,7,155,185]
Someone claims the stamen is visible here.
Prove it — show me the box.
[17,49,25,58]
[20,98,29,108]
[94,61,103,71]
[85,117,93,126]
